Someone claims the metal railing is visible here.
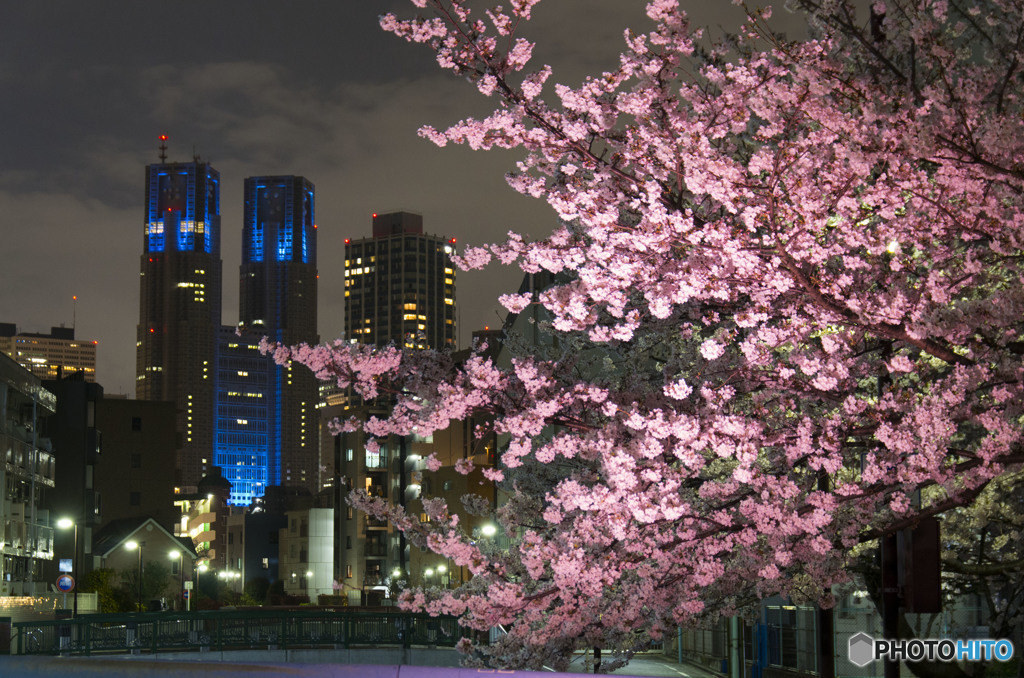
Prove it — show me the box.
[10,609,460,656]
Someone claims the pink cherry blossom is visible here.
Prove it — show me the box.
[270,0,1024,670]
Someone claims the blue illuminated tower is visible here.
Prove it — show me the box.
[136,149,222,490]
[215,176,318,504]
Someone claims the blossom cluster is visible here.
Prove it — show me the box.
[271,0,1024,669]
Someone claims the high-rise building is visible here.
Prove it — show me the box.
[343,211,456,350]
[0,323,97,383]
[136,158,222,489]
[334,211,457,599]
[215,176,318,505]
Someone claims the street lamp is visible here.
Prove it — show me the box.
[168,550,184,611]
[480,524,497,537]
[437,564,448,588]
[56,517,79,617]
[197,563,208,603]
[125,540,144,612]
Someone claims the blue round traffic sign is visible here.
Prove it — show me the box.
[56,575,75,592]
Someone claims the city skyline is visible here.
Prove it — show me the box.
[0,2,768,393]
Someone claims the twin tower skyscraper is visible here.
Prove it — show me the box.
[136,154,318,505]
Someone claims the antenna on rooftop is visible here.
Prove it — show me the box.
[158,135,168,163]
[72,295,77,329]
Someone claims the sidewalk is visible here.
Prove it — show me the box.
[558,651,725,677]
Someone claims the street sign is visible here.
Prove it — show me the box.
[183,589,190,600]
[59,558,73,573]
[184,581,193,590]
[56,575,75,592]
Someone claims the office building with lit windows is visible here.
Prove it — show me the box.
[214,176,318,505]
[343,211,456,350]
[136,159,222,490]
[0,323,97,383]
[334,211,457,601]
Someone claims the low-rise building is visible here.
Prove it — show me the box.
[174,468,232,572]
[279,503,334,603]
[0,322,97,383]
[93,516,196,611]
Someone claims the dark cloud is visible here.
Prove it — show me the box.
[0,1,804,394]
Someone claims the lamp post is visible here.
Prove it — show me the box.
[197,563,208,606]
[168,550,184,611]
[437,564,448,588]
[125,540,144,612]
[56,517,79,617]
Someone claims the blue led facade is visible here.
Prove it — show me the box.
[215,327,273,505]
[242,177,315,265]
[214,176,318,505]
[145,163,220,255]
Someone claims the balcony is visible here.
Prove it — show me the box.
[364,451,387,469]
[364,543,388,557]
[365,485,387,499]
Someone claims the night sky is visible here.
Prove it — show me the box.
[0,1,774,395]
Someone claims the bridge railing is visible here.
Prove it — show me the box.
[10,608,461,656]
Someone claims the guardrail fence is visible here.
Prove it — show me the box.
[10,608,460,656]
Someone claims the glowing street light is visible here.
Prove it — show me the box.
[437,564,448,588]
[125,540,144,612]
[56,517,80,617]
[168,550,185,611]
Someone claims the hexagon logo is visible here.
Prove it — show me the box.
[848,632,875,668]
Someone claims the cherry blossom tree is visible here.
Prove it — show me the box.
[267,0,1024,670]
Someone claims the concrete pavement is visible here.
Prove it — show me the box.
[557,652,724,677]
[0,649,721,678]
